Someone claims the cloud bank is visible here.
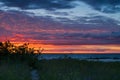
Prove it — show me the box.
[0,0,120,45]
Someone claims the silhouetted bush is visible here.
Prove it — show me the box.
[0,40,43,55]
[0,40,43,67]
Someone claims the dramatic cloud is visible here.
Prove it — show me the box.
[0,0,120,53]
[0,0,120,23]
[1,0,120,12]
[81,0,120,13]
[0,0,74,9]
[0,11,120,45]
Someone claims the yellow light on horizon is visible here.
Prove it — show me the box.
[10,42,120,54]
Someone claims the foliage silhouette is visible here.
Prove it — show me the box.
[0,40,43,55]
[0,40,43,67]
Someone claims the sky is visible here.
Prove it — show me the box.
[0,0,120,53]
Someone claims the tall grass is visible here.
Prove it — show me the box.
[37,59,120,80]
[0,41,42,80]
[1,41,120,80]
[0,59,31,80]
[0,40,43,67]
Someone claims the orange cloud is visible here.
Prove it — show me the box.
[12,42,120,53]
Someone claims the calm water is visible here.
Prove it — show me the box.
[38,54,120,62]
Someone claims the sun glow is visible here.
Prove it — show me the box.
[11,42,120,53]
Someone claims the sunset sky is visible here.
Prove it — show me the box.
[0,0,120,53]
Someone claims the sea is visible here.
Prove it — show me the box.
[38,54,120,62]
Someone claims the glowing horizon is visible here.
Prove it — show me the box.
[0,0,120,53]
[9,42,120,53]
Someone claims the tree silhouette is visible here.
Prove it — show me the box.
[0,40,43,55]
[0,41,12,55]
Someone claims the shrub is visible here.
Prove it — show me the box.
[0,40,43,65]
[0,40,43,55]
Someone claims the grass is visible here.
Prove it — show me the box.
[36,59,120,80]
[1,55,120,80]
[2,41,120,80]
[0,57,31,80]
[0,41,40,80]
[0,40,120,80]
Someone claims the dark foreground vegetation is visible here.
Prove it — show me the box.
[0,41,41,80]
[38,59,120,80]
[0,58,31,80]
[0,41,120,80]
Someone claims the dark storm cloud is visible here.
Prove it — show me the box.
[81,0,120,13]
[59,32,120,40]
[0,0,120,24]
[0,0,75,10]
[0,0,120,13]
[22,31,120,45]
